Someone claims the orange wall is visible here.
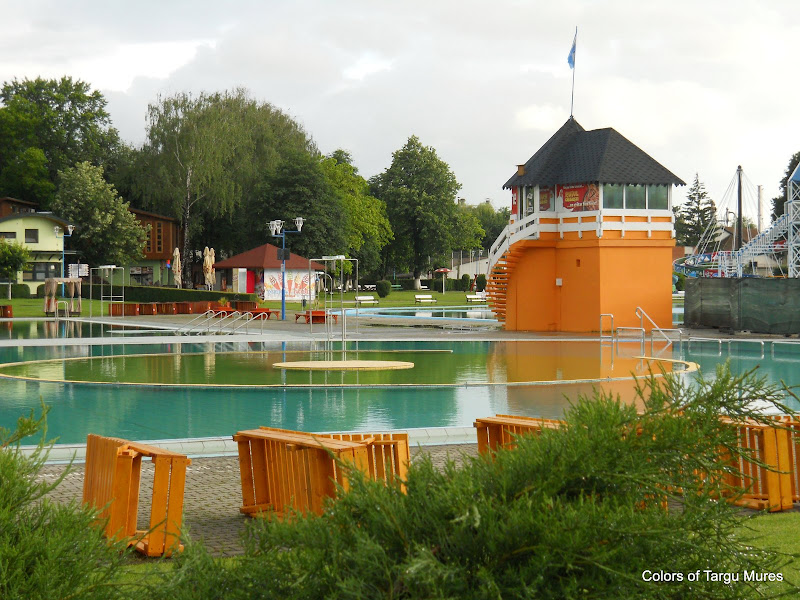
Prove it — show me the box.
[504,237,674,333]
[506,245,558,331]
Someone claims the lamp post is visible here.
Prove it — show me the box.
[268,217,304,320]
[54,224,75,295]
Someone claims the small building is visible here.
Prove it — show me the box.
[213,243,326,300]
[128,208,183,286]
[0,197,38,217]
[488,117,685,332]
[0,210,75,293]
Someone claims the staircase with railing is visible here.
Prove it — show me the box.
[716,213,789,277]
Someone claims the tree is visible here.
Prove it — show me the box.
[0,76,120,205]
[370,136,462,287]
[674,173,716,248]
[471,201,510,251]
[320,152,392,278]
[772,151,800,219]
[50,162,148,267]
[0,238,30,299]
[451,202,485,253]
[254,149,347,260]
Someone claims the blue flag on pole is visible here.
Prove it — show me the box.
[567,30,576,69]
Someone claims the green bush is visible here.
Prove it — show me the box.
[397,279,416,291]
[36,284,46,298]
[674,271,686,291]
[475,273,487,292]
[153,366,797,599]
[81,284,256,303]
[376,280,391,298]
[10,283,30,298]
[0,405,131,599]
[460,273,472,291]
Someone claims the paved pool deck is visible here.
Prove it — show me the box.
[39,443,481,557]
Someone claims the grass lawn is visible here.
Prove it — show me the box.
[0,289,487,319]
[737,511,800,587]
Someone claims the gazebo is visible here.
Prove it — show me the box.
[213,244,325,300]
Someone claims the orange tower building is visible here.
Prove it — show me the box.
[487,117,685,332]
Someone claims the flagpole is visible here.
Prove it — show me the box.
[570,27,577,117]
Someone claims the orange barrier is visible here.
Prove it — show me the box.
[721,418,793,512]
[473,414,563,454]
[475,413,798,512]
[235,427,409,518]
[82,434,191,557]
[107,303,140,316]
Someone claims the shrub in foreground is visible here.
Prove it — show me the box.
[153,366,799,599]
[0,405,130,600]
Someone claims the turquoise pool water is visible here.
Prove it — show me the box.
[0,338,798,445]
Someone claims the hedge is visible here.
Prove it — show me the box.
[376,280,391,298]
[80,284,257,303]
[11,284,31,299]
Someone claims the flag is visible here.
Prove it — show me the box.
[567,29,576,69]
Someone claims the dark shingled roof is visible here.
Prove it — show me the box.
[503,117,685,189]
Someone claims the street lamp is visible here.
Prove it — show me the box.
[268,217,304,320]
[54,224,75,295]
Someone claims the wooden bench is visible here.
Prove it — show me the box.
[82,434,190,557]
[390,284,402,291]
[355,295,379,306]
[466,293,486,303]
[295,310,338,324]
[245,308,275,320]
[235,427,409,519]
[414,294,436,304]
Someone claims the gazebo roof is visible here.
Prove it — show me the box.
[213,243,326,271]
[503,117,685,189]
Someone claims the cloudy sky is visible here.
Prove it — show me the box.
[2,0,798,222]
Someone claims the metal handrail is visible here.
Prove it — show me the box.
[599,313,614,341]
[55,300,69,321]
[635,306,677,353]
[215,311,243,334]
[230,312,262,335]
[615,327,645,355]
[174,310,217,335]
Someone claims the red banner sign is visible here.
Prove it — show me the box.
[557,183,599,212]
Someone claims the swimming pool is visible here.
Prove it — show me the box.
[349,306,496,321]
[0,319,175,339]
[1,335,798,445]
[0,339,693,444]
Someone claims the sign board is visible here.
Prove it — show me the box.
[68,263,89,278]
[556,183,600,212]
[277,248,291,261]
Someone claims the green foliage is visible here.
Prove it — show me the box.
[0,76,119,206]
[674,173,717,248]
[772,151,800,219]
[151,366,798,599]
[376,280,391,298]
[256,149,347,261]
[81,284,255,303]
[35,284,45,298]
[51,162,148,267]
[10,283,30,298]
[321,152,393,274]
[460,273,472,291]
[0,239,30,295]
[0,403,130,599]
[469,201,510,252]
[475,273,487,292]
[674,271,686,291]
[370,136,462,282]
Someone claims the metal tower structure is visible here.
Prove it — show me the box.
[788,162,800,278]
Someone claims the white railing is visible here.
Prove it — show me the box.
[486,209,675,274]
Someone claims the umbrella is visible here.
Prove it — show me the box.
[203,246,214,289]
[173,248,182,288]
[434,267,451,294]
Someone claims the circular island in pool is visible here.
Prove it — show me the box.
[273,360,415,371]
